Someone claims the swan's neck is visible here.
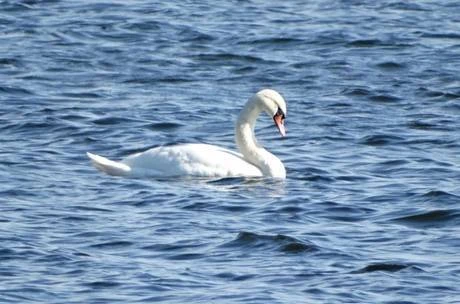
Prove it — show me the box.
[235,97,285,178]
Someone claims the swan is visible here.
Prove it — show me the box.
[87,89,287,179]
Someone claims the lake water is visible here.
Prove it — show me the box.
[1,1,459,303]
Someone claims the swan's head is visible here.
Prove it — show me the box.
[256,89,287,137]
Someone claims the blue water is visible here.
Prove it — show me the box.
[1,1,460,303]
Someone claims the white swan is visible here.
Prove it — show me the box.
[87,89,287,179]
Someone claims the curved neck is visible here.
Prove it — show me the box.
[235,97,285,178]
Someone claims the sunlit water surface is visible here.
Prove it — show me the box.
[1,1,459,303]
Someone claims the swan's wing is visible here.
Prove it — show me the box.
[122,143,262,177]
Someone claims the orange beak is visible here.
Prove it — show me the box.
[273,113,286,137]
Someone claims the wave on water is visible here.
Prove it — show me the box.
[1,0,459,303]
[393,209,460,228]
[352,263,419,274]
[222,231,318,254]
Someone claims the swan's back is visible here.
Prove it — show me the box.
[121,143,263,178]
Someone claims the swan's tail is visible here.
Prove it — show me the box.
[86,152,131,176]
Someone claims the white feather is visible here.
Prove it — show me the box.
[87,89,287,179]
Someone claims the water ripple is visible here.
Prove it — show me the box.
[1,0,459,303]
[222,231,318,254]
[353,263,415,274]
[393,209,460,228]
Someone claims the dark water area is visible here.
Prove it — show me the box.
[1,0,459,303]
